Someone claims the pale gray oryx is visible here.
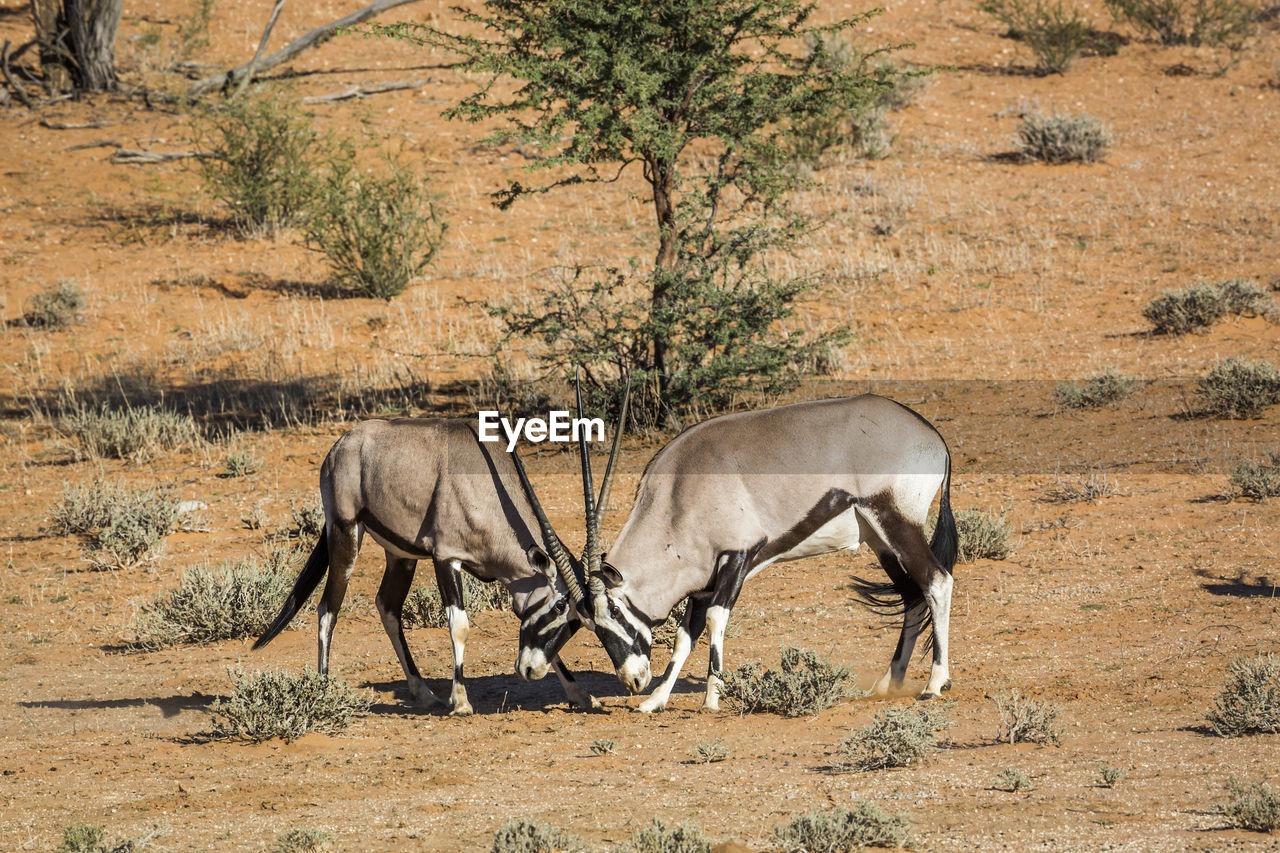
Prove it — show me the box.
[552,394,958,712]
[252,412,627,715]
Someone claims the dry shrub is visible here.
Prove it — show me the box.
[1017,112,1110,163]
[980,0,1093,73]
[773,802,910,852]
[1105,0,1256,47]
[693,737,731,763]
[402,574,513,628]
[834,703,952,771]
[1196,357,1280,418]
[272,829,331,853]
[207,667,372,743]
[995,767,1033,792]
[491,819,582,853]
[22,279,85,329]
[1052,369,1136,409]
[1045,469,1121,503]
[955,508,1012,561]
[1206,654,1280,736]
[1143,279,1273,334]
[49,480,180,569]
[1222,777,1280,832]
[993,688,1066,744]
[619,819,712,853]
[62,404,202,461]
[720,647,853,717]
[1227,451,1280,500]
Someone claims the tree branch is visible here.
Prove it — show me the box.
[233,0,288,99]
[189,0,423,97]
[301,78,426,103]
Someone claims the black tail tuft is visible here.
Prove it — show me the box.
[253,535,329,650]
[850,551,936,653]
[930,455,958,574]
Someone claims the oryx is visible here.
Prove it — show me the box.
[533,394,958,712]
[252,413,626,715]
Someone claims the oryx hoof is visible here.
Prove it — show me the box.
[578,695,604,711]
[917,692,942,701]
[699,700,721,713]
[942,679,953,692]
[635,697,666,714]
[449,700,474,717]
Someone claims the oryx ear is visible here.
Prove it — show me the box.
[596,562,624,589]
[525,545,555,581]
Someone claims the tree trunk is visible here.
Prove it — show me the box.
[649,161,678,420]
[32,0,122,93]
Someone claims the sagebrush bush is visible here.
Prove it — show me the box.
[619,819,712,853]
[1105,0,1256,47]
[720,647,853,717]
[980,0,1093,73]
[491,818,582,853]
[693,737,731,763]
[1227,451,1280,500]
[995,767,1033,792]
[190,91,323,236]
[955,508,1012,561]
[131,549,299,648]
[1205,654,1280,736]
[993,689,1065,745]
[1197,357,1280,418]
[1017,112,1110,163]
[272,828,331,853]
[286,499,326,541]
[63,404,202,461]
[1053,369,1136,409]
[49,480,180,568]
[1144,279,1273,334]
[1097,763,1125,788]
[304,151,447,299]
[1222,776,1280,833]
[773,802,910,852]
[223,449,262,477]
[22,279,85,329]
[834,703,951,771]
[589,738,617,755]
[57,825,106,853]
[207,667,372,743]
[402,574,513,629]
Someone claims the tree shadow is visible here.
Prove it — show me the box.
[1194,568,1278,599]
[19,692,216,719]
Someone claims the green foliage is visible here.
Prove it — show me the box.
[589,738,617,755]
[379,0,886,423]
[1205,654,1280,736]
[995,767,1033,792]
[720,647,853,717]
[190,91,324,237]
[271,829,331,853]
[619,820,712,853]
[49,480,180,568]
[401,574,514,629]
[491,819,582,853]
[1017,112,1110,163]
[1097,763,1125,788]
[62,404,202,461]
[1053,369,1136,409]
[303,149,447,299]
[1222,776,1280,832]
[176,0,218,63]
[223,449,262,477]
[980,0,1093,73]
[773,801,910,852]
[1105,0,1256,47]
[955,508,1011,561]
[131,548,300,649]
[1196,357,1280,418]
[1227,451,1280,500]
[993,688,1065,745]
[834,703,951,771]
[22,279,85,329]
[693,737,731,763]
[207,667,372,743]
[1143,279,1273,334]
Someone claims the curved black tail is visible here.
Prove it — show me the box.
[930,453,958,574]
[253,535,329,650]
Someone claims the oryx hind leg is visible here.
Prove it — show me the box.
[377,555,441,709]
[318,520,361,676]
[435,558,473,716]
[637,596,708,714]
[552,657,602,711]
[868,551,929,697]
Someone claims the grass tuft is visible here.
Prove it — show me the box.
[1017,112,1109,163]
[1221,776,1280,833]
[1227,451,1280,500]
[1044,469,1121,503]
[834,703,951,771]
[22,279,85,329]
[62,404,202,461]
[1053,369,1136,409]
[773,801,910,851]
[995,767,1033,792]
[955,508,1012,561]
[720,647,853,717]
[1205,654,1280,737]
[993,689,1065,745]
[131,548,301,648]
[207,667,372,743]
[49,480,180,569]
[1196,357,1280,418]
[491,818,582,853]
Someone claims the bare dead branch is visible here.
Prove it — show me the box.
[66,139,122,151]
[2,40,35,109]
[189,0,423,98]
[110,148,213,165]
[234,0,288,99]
[301,78,426,103]
[41,119,117,130]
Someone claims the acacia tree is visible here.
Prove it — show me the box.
[381,0,894,424]
[32,0,123,93]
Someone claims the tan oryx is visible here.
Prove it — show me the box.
[520,394,958,712]
[252,412,626,715]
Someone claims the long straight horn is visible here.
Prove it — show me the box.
[575,373,601,584]
[592,376,631,536]
[509,445,586,604]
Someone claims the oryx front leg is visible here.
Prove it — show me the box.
[637,597,707,713]
[377,555,443,709]
[702,550,752,713]
[920,570,953,700]
[552,657,602,711]
[436,559,474,715]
